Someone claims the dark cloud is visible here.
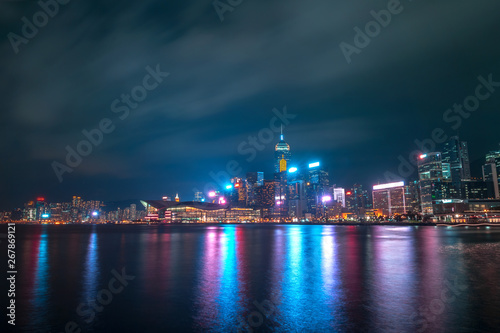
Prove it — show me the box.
[1,0,500,209]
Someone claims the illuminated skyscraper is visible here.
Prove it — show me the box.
[372,182,406,216]
[333,188,346,207]
[418,153,444,214]
[274,126,291,173]
[442,136,471,184]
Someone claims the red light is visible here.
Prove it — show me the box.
[346,191,352,196]
[235,183,240,188]
[37,197,45,201]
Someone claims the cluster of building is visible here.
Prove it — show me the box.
[0,196,146,223]
[2,130,499,224]
[414,137,500,221]
[143,133,500,224]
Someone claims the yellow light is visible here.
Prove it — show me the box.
[279,158,287,172]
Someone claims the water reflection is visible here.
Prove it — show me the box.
[30,226,49,327]
[81,229,99,302]
[194,226,241,331]
[15,225,500,332]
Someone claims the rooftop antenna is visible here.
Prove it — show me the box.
[280,124,284,141]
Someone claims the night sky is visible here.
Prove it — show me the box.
[1,0,500,210]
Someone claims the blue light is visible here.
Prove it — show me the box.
[41,214,50,218]
[309,162,320,168]
[225,185,233,190]
[288,167,298,173]
[92,211,99,217]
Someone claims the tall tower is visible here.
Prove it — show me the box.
[418,153,444,214]
[274,125,291,173]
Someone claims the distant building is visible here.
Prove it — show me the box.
[461,180,495,200]
[255,180,276,210]
[442,136,471,185]
[246,172,264,187]
[483,161,500,199]
[288,180,306,218]
[194,191,204,202]
[333,188,346,207]
[418,152,444,214]
[404,180,421,213]
[306,162,329,217]
[274,127,291,173]
[246,172,264,207]
[141,200,259,223]
[372,181,407,216]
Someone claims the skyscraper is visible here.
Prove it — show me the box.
[246,172,264,207]
[274,126,291,173]
[372,181,407,216]
[418,153,444,214]
[460,141,471,180]
[246,172,264,187]
[486,149,500,181]
[483,157,500,199]
[442,136,471,183]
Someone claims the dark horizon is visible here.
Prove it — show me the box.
[2,0,500,211]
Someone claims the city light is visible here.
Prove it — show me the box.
[288,167,298,173]
[208,191,216,198]
[92,211,99,217]
[309,162,320,168]
[225,185,233,190]
[41,213,49,218]
[37,197,45,201]
[218,197,226,204]
[346,191,352,195]
[235,183,240,188]
[373,181,405,190]
[321,195,332,203]
[419,154,427,159]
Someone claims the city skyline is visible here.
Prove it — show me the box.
[2,124,499,210]
[4,128,499,224]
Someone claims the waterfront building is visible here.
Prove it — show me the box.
[418,152,444,214]
[140,200,260,223]
[372,181,407,216]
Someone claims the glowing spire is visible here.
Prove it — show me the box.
[280,124,284,141]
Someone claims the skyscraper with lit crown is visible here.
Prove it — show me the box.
[274,126,291,173]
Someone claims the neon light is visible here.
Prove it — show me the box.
[219,197,226,204]
[41,214,49,218]
[373,181,405,190]
[420,154,427,159]
[309,162,320,168]
[37,197,45,201]
[322,195,332,203]
[288,167,298,173]
[208,191,216,198]
[235,183,240,188]
[225,185,233,190]
[92,211,98,216]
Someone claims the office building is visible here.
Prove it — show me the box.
[333,188,346,207]
[274,127,291,173]
[372,181,407,216]
[418,152,444,214]
[483,161,500,199]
